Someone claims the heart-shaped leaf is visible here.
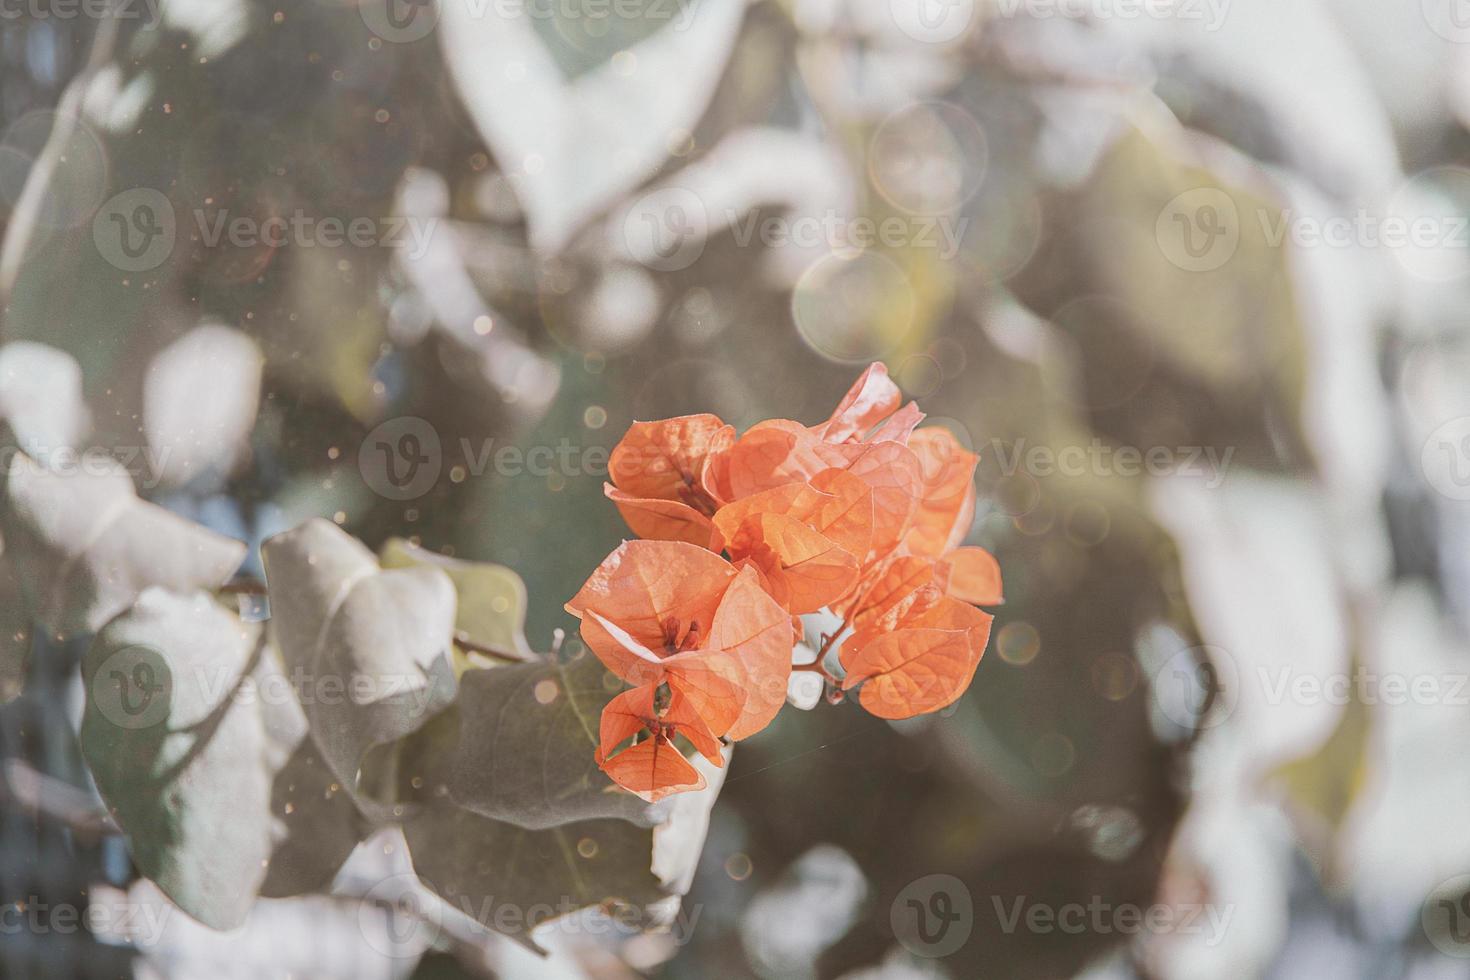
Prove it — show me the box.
[79,590,282,928]
[447,654,652,829]
[380,538,532,664]
[261,518,458,820]
[0,450,246,635]
[439,0,745,251]
[404,748,725,951]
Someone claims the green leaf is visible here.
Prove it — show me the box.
[0,450,246,635]
[404,803,665,952]
[446,654,651,830]
[81,589,367,926]
[404,743,725,952]
[380,538,532,664]
[262,518,458,820]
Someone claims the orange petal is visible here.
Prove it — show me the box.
[907,597,993,701]
[904,427,978,558]
[840,627,978,719]
[660,686,726,767]
[850,556,934,628]
[609,415,734,502]
[845,442,924,559]
[580,610,674,686]
[945,546,1003,606]
[844,580,948,658]
[730,513,859,616]
[605,485,717,548]
[597,684,660,762]
[598,736,707,802]
[710,482,824,552]
[566,540,736,656]
[705,420,846,501]
[869,401,925,444]
[816,362,902,443]
[805,468,875,560]
[663,649,747,739]
[704,564,794,740]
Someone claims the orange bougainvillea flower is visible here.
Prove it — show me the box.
[700,363,905,502]
[572,361,1007,796]
[840,594,993,719]
[707,468,874,615]
[595,683,723,802]
[701,365,927,561]
[566,541,793,742]
[604,414,734,547]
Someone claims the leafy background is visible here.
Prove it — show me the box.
[1,0,1469,978]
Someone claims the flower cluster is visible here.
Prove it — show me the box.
[565,363,1002,801]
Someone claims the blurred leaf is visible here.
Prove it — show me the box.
[0,341,90,458]
[380,538,533,664]
[261,518,458,820]
[142,323,263,490]
[0,450,246,635]
[439,0,745,251]
[257,736,370,899]
[79,590,274,930]
[1015,124,1309,464]
[404,747,724,952]
[80,589,368,925]
[404,801,665,952]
